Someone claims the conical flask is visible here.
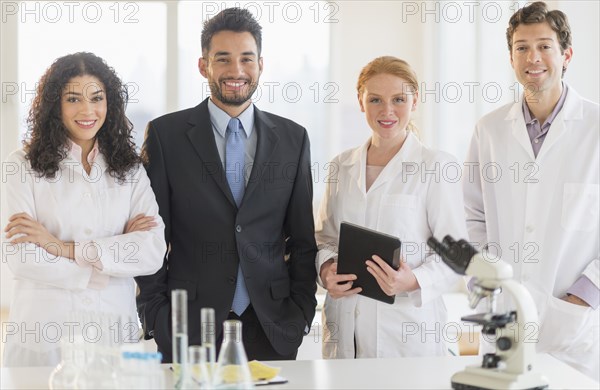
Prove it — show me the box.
[48,338,79,390]
[189,345,211,389]
[212,320,253,389]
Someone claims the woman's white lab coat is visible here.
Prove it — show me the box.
[2,149,166,367]
[315,132,468,358]
[463,85,599,380]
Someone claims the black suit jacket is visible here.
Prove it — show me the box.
[135,99,317,361]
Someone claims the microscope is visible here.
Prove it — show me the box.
[428,235,549,390]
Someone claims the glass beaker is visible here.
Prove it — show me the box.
[212,320,253,389]
[74,312,119,390]
[48,338,79,390]
[189,345,211,389]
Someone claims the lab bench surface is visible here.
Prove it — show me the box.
[2,354,598,389]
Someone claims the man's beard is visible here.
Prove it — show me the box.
[210,79,259,106]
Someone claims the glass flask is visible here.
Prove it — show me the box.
[75,339,119,389]
[212,320,253,389]
[189,345,212,389]
[48,339,79,390]
[74,312,119,390]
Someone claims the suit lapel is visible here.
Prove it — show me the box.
[185,99,237,207]
[244,107,280,202]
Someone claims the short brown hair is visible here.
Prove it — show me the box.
[506,2,572,53]
[201,8,262,56]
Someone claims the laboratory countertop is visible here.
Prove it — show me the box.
[2,354,598,389]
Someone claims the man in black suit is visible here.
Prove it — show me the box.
[136,8,317,361]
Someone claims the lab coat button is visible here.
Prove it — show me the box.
[83,193,91,198]
[525,225,534,233]
[534,139,539,144]
[235,225,242,233]
[84,228,92,235]
[82,297,92,305]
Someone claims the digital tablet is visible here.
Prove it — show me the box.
[337,222,401,304]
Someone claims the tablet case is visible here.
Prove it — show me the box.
[337,222,401,304]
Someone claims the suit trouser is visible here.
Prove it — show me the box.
[220,305,298,361]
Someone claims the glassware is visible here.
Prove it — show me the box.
[189,345,211,389]
[200,308,216,375]
[212,320,253,389]
[146,352,166,390]
[172,289,190,389]
[119,351,166,390]
[48,338,79,390]
[75,340,119,389]
[74,312,119,390]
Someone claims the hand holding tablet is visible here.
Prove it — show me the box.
[337,222,402,304]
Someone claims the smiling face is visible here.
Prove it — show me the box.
[510,21,572,99]
[199,30,263,115]
[359,73,418,143]
[60,75,107,152]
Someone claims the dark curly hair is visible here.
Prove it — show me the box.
[506,2,572,76]
[24,52,140,182]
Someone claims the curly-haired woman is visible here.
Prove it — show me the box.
[2,52,166,367]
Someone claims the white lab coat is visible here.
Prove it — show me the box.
[463,85,599,380]
[2,148,166,367]
[315,132,467,359]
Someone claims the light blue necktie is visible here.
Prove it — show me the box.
[226,118,250,315]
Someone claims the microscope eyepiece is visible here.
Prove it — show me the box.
[442,235,457,247]
[427,235,478,275]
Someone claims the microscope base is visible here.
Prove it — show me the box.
[450,365,548,390]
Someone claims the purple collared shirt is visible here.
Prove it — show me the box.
[522,83,568,158]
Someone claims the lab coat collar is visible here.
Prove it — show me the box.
[504,83,580,121]
[342,131,420,165]
[344,131,422,194]
[505,83,583,161]
[559,84,584,120]
[369,132,421,193]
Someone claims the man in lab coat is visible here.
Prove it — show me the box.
[464,1,599,380]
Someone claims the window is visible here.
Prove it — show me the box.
[177,1,332,200]
[16,1,167,147]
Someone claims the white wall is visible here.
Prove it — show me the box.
[1,1,599,309]
[1,10,19,310]
[327,1,599,161]
[327,1,429,156]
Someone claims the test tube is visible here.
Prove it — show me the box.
[200,308,216,372]
[172,290,189,388]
